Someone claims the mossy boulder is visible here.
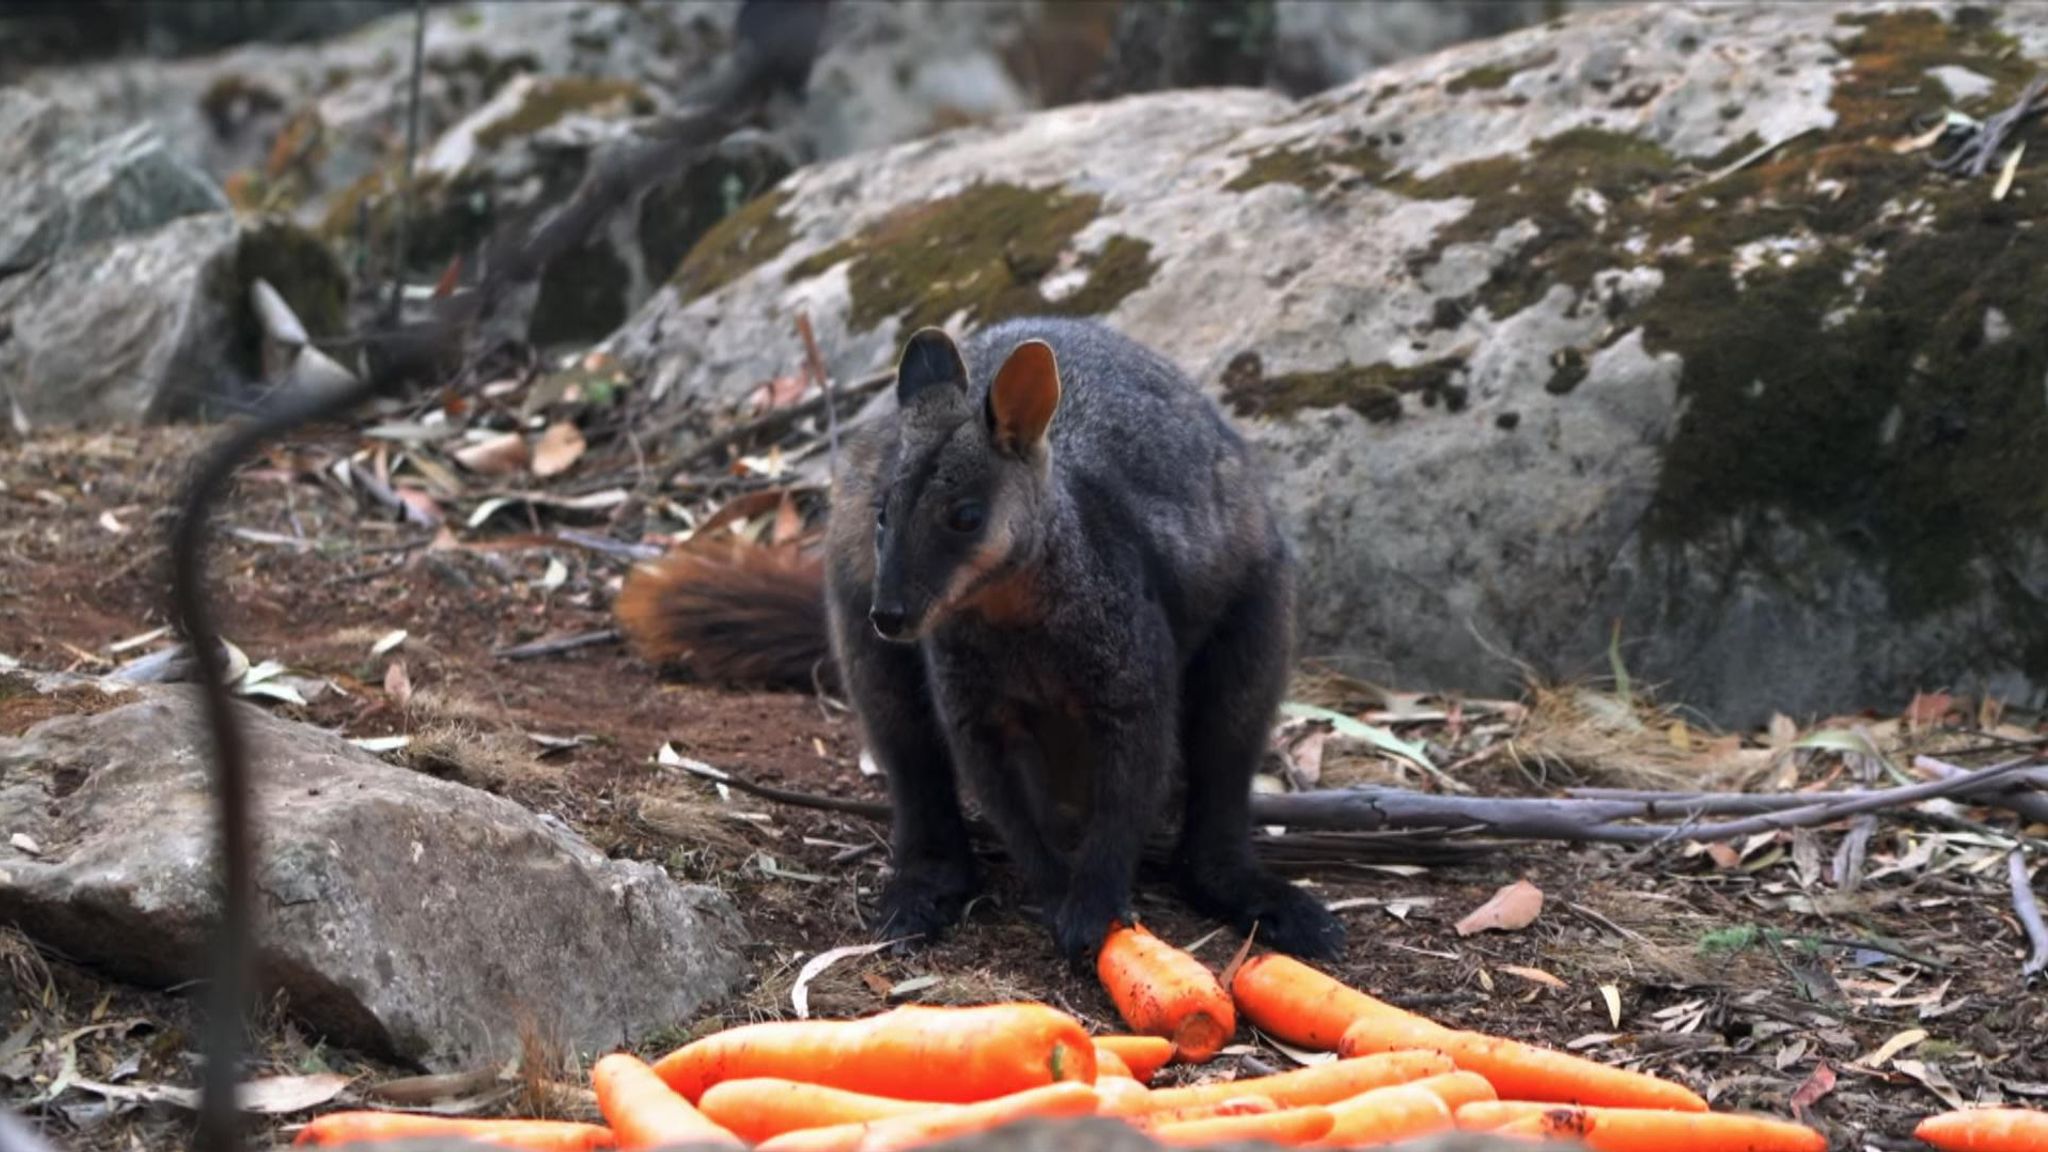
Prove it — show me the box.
[607,2,2048,725]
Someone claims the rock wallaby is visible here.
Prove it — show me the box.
[617,317,1344,964]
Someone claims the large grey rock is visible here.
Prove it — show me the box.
[0,210,346,426]
[602,1,2048,726]
[0,90,229,274]
[0,686,747,1070]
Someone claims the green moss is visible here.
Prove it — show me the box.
[1620,6,2048,649]
[1446,52,1555,96]
[1225,139,1392,193]
[1392,127,1679,317]
[234,220,348,335]
[1221,351,1467,423]
[669,187,797,302]
[474,77,656,149]
[786,182,1154,332]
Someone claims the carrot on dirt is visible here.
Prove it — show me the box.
[757,1081,1099,1152]
[1405,1070,1498,1113]
[1318,1083,1453,1146]
[1102,1050,1452,1117]
[1151,1104,1334,1146]
[593,1052,744,1149]
[1343,1018,1707,1112]
[1228,953,1438,1052]
[1455,1101,1562,1131]
[1126,1095,1279,1130]
[653,1003,1096,1103]
[1094,1035,1175,1081]
[696,1078,947,1144]
[1098,922,1237,1064]
[1460,1101,1826,1152]
[1094,1046,1137,1079]
[292,1111,616,1150]
[1915,1107,2048,1152]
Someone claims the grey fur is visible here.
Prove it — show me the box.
[826,317,1345,963]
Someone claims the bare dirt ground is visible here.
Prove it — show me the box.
[1,415,2043,1152]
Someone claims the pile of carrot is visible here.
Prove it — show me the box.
[288,928,2031,1151]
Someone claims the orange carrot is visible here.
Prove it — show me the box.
[653,1003,1096,1103]
[1095,1035,1175,1080]
[1318,1083,1452,1146]
[1098,922,1237,1063]
[1492,1115,1563,1143]
[1152,1104,1334,1146]
[1456,1101,1563,1131]
[1462,1102,1826,1152]
[1103,1050,1452,1117]
[592,1052,743,1149]
[1127,1095,1279,1130]
[1916,1108,2048,1152]
[1229,953,1437,1052]
[696,1078,948,1144]
[757,1081,1099,1152]
[1406,1070,1498,1112]
[1093,1076,1152,1109]
[292,1112,615,1150]
[1342,1017,1707,1112]
[1094,1046,1136,1079]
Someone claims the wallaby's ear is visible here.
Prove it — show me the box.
[986,339,1062,458]
[895,327,968,409]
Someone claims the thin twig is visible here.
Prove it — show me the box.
[492,628,622,661]
[796,311,838,482]
[666,369,893,478]
[384,0,429,324]
[1912,755,2048,826]
[2013,849,2047,980]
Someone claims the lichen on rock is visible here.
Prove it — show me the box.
[786,181,1156,333]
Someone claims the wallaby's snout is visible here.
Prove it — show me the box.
[867,601,910,641]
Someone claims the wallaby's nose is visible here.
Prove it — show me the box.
[869,604,909,640]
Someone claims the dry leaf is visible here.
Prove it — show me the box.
[238,1073,353,1114]
[771,494,803,546]
[531,421,587,478]
[1455,879,1544,936]
[1905,691,1954,730]
[1599,984,1622,1028]
[792,941,903,1019]
[383,660,412,708]
[1789,1061,1836,1119]
[1705,842,1742,870]
[860,971,892,997]
[1499,965,1566,990]
[1857,1027,1928,1069]
[453,431,530,476]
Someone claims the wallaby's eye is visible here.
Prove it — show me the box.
[875,506,888,532]
[944,500,986,534]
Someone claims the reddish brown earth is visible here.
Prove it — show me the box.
[0,425,2041,1151]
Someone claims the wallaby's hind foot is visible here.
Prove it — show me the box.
[1182,860,1347,961]
[874,856,981,947]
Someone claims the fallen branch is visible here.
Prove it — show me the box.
[1913,755,2048,826]
[668,762,1490,869]
[2014,849,2047,981]
[679,757,2046,849]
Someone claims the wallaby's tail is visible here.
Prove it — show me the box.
[614,539,832,690]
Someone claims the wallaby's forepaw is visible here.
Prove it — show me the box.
[875,864,978,948]
[1051,887,1126,970]
[1185,865,1348,961]
[1244,883,1347,961]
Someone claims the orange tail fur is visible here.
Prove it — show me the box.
[614,538,831,690]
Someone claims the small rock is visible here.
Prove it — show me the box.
[0,687,747,1070]
[1926,65,1996,103]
